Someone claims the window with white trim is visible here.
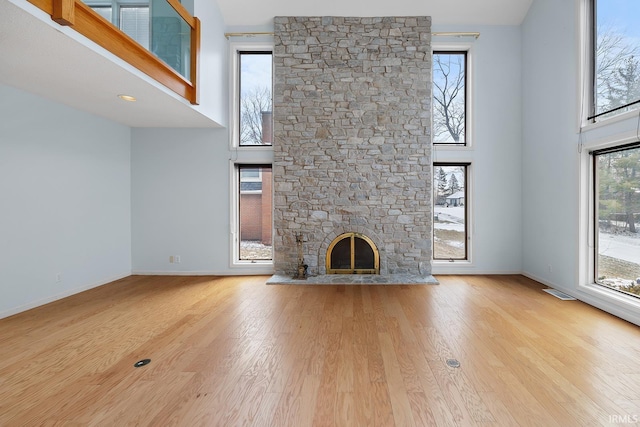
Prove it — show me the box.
[236,164,273,262]
[229,41,274,268]
[433,163,469,260]
[433,51,467,145]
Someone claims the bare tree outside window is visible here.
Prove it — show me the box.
[594,1,640,118]
[239,52,273,146]
[433,52,466,144]
[240,87,272,145]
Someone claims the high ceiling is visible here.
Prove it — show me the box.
[217,0,534,28]
[0,0,533,128]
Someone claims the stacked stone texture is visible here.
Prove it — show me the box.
[273,16,432,276]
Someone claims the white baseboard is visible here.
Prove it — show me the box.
[131,269,274,276]
[520,271,569,292]
[432,268,522,275]
[522,271,640,327]
[0,272,131,320]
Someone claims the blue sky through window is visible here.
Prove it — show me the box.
[597,0,640,40]
[240,53,272,97]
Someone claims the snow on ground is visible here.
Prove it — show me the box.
[599,232,640,264]
[434,206,465,232]
[434,206,464,221]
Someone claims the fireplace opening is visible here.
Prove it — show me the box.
[326,232,380,274]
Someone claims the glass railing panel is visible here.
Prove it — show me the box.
[82,0,191,80]
[150,0,191,80]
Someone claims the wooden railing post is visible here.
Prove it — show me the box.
[52,0,75,25]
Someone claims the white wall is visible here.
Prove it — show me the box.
[132,128,228,274]
[0,84,131,318]
[521,0,579,288]
[131,126,275,275]
[432,25,523,274]
[193,0,228,126]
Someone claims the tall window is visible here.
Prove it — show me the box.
[237,165,273,261]
[238,52,273,146]
[591,0,640,121]
[433,164,468,260]
[433,52,467,145]
[593,144,640,298]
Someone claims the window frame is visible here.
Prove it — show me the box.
[432,49,471,147]
[579,134,640,315]
[591,142,640,299]
[230,45,274,149]
[432,162,471,262]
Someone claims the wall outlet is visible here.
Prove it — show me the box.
[175,255,181,264]
[548,264,552,273]
[56,273,62,283]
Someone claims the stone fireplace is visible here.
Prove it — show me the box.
[272,16,433,279]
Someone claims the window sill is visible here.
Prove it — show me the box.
[233,260,273,266]
[230,261,274,275]
[578,281,640,313]
[433,144,473,150]
[431,260,474,274]
[580,108,640,133]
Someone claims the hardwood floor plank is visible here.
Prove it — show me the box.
[1,275,639,426]
[378,331,416,427]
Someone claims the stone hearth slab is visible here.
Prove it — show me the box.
[266,274,439,285]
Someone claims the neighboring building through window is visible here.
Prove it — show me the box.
[592,0,640,121]
[433,164,468,260]
[433,51,467,144]
[238,165,272,261]
[593,144,640,298]
[238,51,273,146]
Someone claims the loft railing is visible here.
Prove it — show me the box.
[28,0,200,104]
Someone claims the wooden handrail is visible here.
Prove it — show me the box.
[28,0,199,104]
[165,0,195,28]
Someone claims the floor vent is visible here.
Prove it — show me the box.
[543,288,576,300]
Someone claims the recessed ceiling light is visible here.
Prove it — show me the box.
[118,94,137,102]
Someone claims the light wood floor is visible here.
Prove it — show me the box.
[1,275,640,426]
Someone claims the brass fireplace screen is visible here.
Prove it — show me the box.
[326,232,380,274]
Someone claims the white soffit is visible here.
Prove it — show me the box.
[0,0,220,128]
